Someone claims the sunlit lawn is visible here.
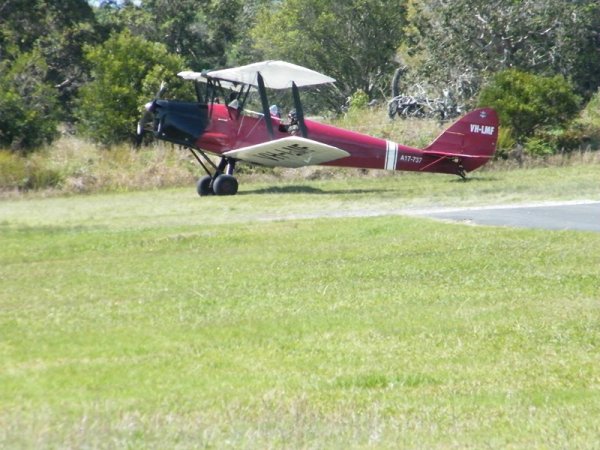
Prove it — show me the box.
[1,166,600,448]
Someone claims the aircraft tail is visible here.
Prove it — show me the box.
[423,108,498,173]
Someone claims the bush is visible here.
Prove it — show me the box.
[535,126,592,154]
[478,69,581,143]
[524,136,554,157]
[348,89,370,112]
[76,30,190,146]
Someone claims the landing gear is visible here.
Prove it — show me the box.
[451,157,467,181]
[456,161,467,181]
[187,147,239,197]
[196,174,238,196]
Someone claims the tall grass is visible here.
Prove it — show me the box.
[0,137,197,195]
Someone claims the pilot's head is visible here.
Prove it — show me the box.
[288,109,297,122]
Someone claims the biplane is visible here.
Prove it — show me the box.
[136,60,498,196]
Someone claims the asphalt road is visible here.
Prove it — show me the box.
[419,200,600,232]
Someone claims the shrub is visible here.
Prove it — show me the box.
[524,136,554,157]
[534,126,592,154]
[76,30,190,146]
[348,89,370,112]
[478,69,581,143]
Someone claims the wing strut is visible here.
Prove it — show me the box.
[291,82,308,138]
[257,72,274,140]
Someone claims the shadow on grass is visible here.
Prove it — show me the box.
[449,175,501,183]
[239,185,397,196]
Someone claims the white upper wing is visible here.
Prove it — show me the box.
[224,136,349,168]
[178,60,335,90]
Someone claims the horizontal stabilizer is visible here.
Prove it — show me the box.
[224,136,350,168]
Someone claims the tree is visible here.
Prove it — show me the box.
[403,0,600,99]
[478,69,581,141]
[0,51,60,151]
[94,0,269,70]
[559,2,600,97]
[101,0,258,71]
[94,1,162,46]
[76,30,189,145]
[250,0,407,105]
[0,0,100,118]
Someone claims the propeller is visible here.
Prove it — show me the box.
[135,81,167,146]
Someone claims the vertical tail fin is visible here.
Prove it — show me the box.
[424,108,498,172]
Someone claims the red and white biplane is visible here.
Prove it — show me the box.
[137,60,498,196]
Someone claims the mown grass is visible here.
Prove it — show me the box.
[1,167,600,448]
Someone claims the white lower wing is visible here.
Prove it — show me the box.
[224,136,350,168]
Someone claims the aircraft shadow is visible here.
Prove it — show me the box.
[450,175,500,183]
[239,185,394,196]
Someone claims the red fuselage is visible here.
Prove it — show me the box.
[195,103,497,176]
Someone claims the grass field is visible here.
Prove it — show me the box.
[1,164,600,448]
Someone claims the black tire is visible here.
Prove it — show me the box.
[213,174,238,196]
[196,175,213,197]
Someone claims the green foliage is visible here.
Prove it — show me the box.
[348,89,370,112]
[562,2,600,98]
[76,31,189,146]
[573,89,600,149]
[523,136,554,157]
[0,51,60,151]
[99,0,259,70]
[0,0,100,119]
[0,0,96,54]
[94,0,155,38]
[405,0,600,98]
[494,127,516,159]
[578,89,600,128]
[251,0,407,104]
[529,126,591,155]
[478,69,581,142]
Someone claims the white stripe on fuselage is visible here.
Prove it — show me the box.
[385,140,398,170]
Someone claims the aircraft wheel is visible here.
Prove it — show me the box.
[196,175,213,196]
[213,174,238,196]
